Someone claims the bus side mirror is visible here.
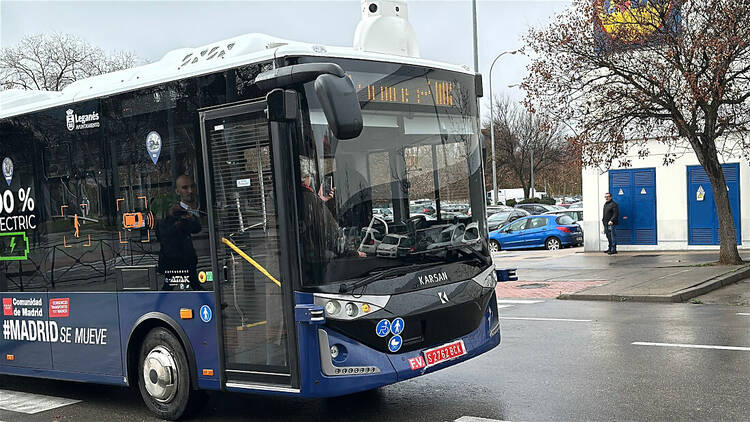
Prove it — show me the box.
[314,74,363,140]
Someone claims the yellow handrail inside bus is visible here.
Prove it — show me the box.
[221,237,281,287]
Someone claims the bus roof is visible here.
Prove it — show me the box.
[0,32,473,119]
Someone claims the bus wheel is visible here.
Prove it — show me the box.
[138,327,192,420]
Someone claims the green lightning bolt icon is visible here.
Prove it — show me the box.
[0,232,28,261]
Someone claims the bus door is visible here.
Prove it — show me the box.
[200,102,297,389]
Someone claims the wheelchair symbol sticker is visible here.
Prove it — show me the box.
[376,319,390,337]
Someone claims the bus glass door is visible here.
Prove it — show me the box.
[200,102,293,387]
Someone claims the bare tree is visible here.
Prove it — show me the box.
[0,33,138,91]
[523,0,748,264]
[486,96,570,199]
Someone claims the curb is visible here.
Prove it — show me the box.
[558,265,750,303]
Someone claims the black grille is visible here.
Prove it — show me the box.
[327,286,493,354]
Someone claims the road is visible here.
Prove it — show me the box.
[2,299,749,421]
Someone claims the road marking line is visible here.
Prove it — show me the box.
[632,342,750,352]
[496,305,514,309]
[497,317,592,322]
[455,417,507,422]
[737,313,750,316]
[496,299,544,304]
[0,390,80,414]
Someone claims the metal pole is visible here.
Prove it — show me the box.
[472,0,479,72]
[530,148,535,199]
[488,50,518,205]
[489,71,496,205]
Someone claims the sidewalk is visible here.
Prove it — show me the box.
[492,248,750,303]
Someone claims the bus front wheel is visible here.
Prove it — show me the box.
[138,327,194,420]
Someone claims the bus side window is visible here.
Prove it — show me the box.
[103,85,211,292]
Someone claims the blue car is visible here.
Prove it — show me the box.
[489,214,583,251]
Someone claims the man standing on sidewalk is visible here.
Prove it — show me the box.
[602,192,619,255]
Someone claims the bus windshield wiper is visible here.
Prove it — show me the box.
[339,262,441,294]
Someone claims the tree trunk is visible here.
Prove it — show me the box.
[702,158,744,265]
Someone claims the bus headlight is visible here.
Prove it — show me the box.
[325,300,342,316]
[345,302,358,317]
[313,293,390,320]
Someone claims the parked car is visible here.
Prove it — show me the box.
[489,214,583,251]
[515,203,560,215]
[410,204,436,216]
[373,207,393,221]
[486,205,514,215]
[441,203,471,217]
[376,234,416,258]
[544,207,583,224]
[359,227,385,255]
[487,209,530,231]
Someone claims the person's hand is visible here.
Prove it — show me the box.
[318,185,335,202]
[357,250,367,258]
[608,221,613,226]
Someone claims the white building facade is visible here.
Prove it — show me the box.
[582,140,749,251]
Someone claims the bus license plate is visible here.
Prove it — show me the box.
[423,339,467,367]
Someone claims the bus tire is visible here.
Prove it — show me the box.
[138,327,194,420]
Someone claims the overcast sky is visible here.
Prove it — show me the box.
[0,0,570,116]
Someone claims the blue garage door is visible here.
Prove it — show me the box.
[609,168,657,245]
[687,164,741,245]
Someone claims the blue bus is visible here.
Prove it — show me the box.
[0,7,500,420]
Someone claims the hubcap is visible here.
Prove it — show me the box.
[143,346,178,403]
[489,242,499,252]
[548,240,560,250]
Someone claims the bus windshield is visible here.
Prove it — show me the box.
[297,58,488,287]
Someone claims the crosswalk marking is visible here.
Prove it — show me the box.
[0,390,80,414]
[496,299,544,311]
[498,316,592,322]
[496,299,544,304]
[632,342,750,352]
[455,417,507,422]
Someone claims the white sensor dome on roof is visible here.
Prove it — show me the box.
[353,1,420,58]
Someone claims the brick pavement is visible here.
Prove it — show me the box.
[495,281,603,299]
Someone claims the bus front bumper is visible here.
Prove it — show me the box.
[300,292,501,397]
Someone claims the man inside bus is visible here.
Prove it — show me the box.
[298,157,366,271]
[157,174,202,290]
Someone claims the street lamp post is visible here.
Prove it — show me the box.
[471,0,479,72]
[530,148,535,199]
[488,49,518,205]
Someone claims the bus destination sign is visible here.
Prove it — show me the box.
[352,76,459,107]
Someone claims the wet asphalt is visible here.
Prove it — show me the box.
[1,300,750,421]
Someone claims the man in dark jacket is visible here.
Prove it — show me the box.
[602,192,619,255]
[157,175,202,290]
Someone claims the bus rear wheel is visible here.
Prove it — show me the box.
[138,327,193,420]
